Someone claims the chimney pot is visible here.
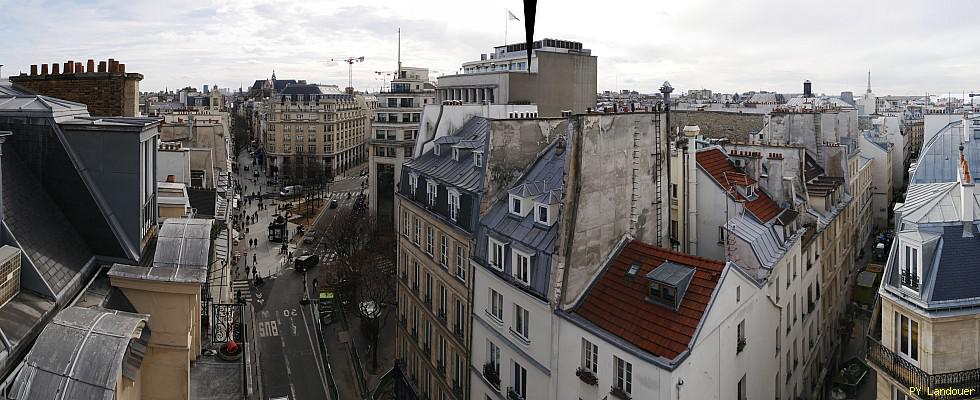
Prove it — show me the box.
[30,65,37,75]
[75,62,82,73]
[41,64,48,75]
[63,62,71,74]
[118,63,125,73]
[98,61,107,73]
[87,59,95,73]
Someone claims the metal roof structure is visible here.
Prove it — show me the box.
[645,261,695,287]
[725,213,792,271]
[404,117,490,193]
[108,218,213,284]
[911,117,980,184]
[9,307,149,400]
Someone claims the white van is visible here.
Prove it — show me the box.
[279,185,303,197]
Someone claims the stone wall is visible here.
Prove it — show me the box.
[669,110,765,142]
[10,58,142,117]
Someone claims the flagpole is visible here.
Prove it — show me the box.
[504,10,508,46]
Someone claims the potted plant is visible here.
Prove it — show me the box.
[576,367,598,385]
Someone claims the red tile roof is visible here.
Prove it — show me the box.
[696,148,782,222]
[574,240,726,360]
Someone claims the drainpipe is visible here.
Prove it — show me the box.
[0,131,10,223]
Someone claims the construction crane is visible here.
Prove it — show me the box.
[330,56,365,92]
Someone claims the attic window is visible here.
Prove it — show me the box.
[510,195,523,216]
[427,180,438,207]
[473,151,483,167]
[408,173,418,196]
[434,144,441,156]
[535,204,550,225]
[452,148,459,161]
[626,263,640,280]
[644,261,695,311]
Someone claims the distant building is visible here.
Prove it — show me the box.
[10,58,142,117]
[248,70,297,99]
[436,39,597,116]
[369,67,435,226]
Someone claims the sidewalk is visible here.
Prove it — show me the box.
[827,235,878,400]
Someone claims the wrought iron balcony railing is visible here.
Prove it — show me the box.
[866,336,980,400]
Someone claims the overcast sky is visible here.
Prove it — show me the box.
[1,0,978,96]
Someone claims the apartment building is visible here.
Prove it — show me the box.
[370,67,435,225]
[265,83,369,180]
[867,113,980,400]
[858,131,895,231]
[436,39,597,116]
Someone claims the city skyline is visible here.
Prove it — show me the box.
[2,0,979,95]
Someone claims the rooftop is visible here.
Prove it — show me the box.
[403,117,490,193]
[108,218,213,284]
[570,240,726,364]
[697,148,782,222]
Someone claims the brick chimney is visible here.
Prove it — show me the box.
[30,65,37,76]
[87,59,95,73]
[40,64,48,75]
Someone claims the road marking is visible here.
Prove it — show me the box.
[257,320,280,337]
[301,304,330,396]
[278,314,299,400]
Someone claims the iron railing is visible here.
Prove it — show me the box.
[866,336,980,399]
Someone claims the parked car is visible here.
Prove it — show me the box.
[294,254,320,272]
[280,185,303,197]
[329,199,338,209]
[303,230,316,244]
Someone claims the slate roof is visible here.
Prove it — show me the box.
[697,148,782,222]
[481,140,566,254]
[280,84,322,95]
[108,218,212,284]
[404,117,490,193]
[912,119,980,184]
[725,213,790,270]
[3,147,93,294]
[9,307,148,400]
[573,240,726,360]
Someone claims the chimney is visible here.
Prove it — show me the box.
[30,65,37,76]
[87,59,95,73]
[75,62,82,73]
[961,147,974,230]
[40,64,48,75]
[118,63,125,73]
[803,80,813,98]
[63,61,71,74]
[98,61,107,73]
[108,58,117,73]
[684,125,700,254]
[963,112,972,143]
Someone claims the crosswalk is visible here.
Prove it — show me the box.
[232,279,252,302]
[324,191,364,200]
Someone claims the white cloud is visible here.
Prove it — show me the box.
[0,0,977,95]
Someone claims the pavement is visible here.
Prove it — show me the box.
[827,235,878,400]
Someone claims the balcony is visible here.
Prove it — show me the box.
[454,326,464,340]
[436,361,446,376]
[424,295,432,308]
[901,272,920,291]
[609,385,632,400]
[482,362,500,390]
[576,367,598,386]
[506,388,525,400]
[866,336,980,400]
[437,309,447,325]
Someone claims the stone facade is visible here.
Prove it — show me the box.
[669,110,765,142]
[10,59,142,117]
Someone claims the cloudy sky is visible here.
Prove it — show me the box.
[1,0,977,96]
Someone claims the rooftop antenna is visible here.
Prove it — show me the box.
[397,28,402,75]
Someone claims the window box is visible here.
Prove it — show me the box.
[609,385,632,400]
[482,362,500,390]
[576,367,598,386]
[737,338,746,353]
[506,387,525,400]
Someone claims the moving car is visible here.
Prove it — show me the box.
[280,185,303,197]
[303,230,316,244]
[294,254,320,272]
[329,199,338,209]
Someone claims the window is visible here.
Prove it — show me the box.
[455,299,466,337]
[775,373,781,400]
[454,351,464,388]
[434,143,441,156]
[737,320,746,353]
[513,251,531,286]
[512,361,527,398]
[488,288,503,322]
[510,195,522,215]
[408,173,418,196]
[613,356,632,395]
[513,304,529,341]
[413,217,421,245]
[455,246,467,281]
[425,273,433,303]
[535,204,549,224]
[402,211,409,236]
[893,386,913,400]
[775,277,780,301]
[718,226,726,244]
[440,235,449,267]
[426,226,434,255]
[427,181,438,207]
[487,340,500,372]
[737,375,746,400]
[474,151,483,167]
[582,338,598,373]
[451,148,459,161]
[448,190,460,221]
[671,183,678,198]
[902,245,920,290]
[489,238,505,271]
[413,261,420,289]
[775,325,781,357]
[895,312,919,362]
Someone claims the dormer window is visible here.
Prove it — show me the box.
[488,237,505,271]
[512,250,532,286]
[535,204,549,225]
[427,181,438,207]
[644,261,695,311]
[901,244,921,291]
[434,144,441,156]
[510,195,523,215]
[452,148,459,161]
[474,151,483,167]
[448,189,460,221]
[408,173,418,196]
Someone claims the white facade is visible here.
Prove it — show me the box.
[555,265,779,400]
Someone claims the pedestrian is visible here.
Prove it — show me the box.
[253,254,256,265]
